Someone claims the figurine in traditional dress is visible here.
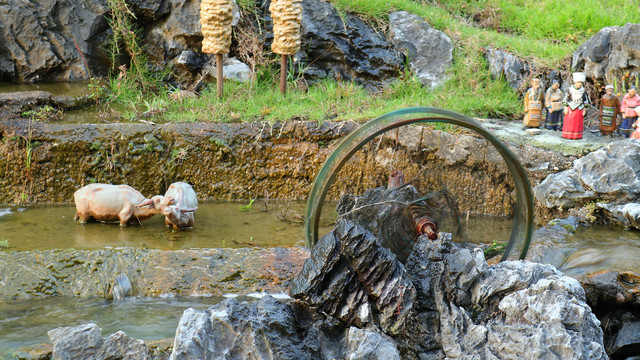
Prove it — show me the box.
[544,80,564,131]
[523,78,544,128]
[620,86,640,138]
[631,107,640,139]
[562,72,590,140]
[598,85,621,137]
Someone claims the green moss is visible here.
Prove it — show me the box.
[90,141,103,151]
[484,240,507,258]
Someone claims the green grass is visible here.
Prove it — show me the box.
[434,0,639,41]
[329,0,640,66]
[156,66,519,124]
[99,0,638,124]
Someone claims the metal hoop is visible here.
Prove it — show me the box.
[305,107,534,261]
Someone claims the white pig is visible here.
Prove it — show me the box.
[161,182,198,230]
[74,183,162,226]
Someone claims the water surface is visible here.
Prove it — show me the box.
[0,295,242,358]
[542,224,640,277]
[0,202,326,250]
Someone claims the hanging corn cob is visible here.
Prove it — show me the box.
[269,0,302,94]
[200,0,234,97]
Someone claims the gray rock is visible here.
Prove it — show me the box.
[574,148,640,196]
[600,203,640,229]
[170,295,402,360]
[128,0,171,22]
[0,0,109,82]
[335,185,424,262]
[97,331,151,360]
[344,327,401,360]
[0,0,241,82]
[208,57,252,83]
[48,323,103,360]
[170,296,319,360]
[572,24,640,82]
[405,237,608,360]
[146,0,240,63]
[261,0,403,86]
[173,51,210,75]
[48,323,153,360]
[290,218,416,335]
[612,321,640,358]
[534,140,640,209]
[484,47,530,89]
[388,11,453,88]
[534,168,595,208]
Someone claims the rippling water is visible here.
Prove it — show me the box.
[541,225,640,277]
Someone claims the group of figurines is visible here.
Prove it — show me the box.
[523,72,640,140]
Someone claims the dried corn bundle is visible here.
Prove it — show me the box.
[200,0,234,54]
[269,0,302,55]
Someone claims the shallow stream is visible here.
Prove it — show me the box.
[542,225,640,277]
[0,202,316,250]
[0,294,275,358]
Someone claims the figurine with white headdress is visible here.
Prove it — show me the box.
[562,72,590,140]
[621,86,640,138]
[598,84,620,137]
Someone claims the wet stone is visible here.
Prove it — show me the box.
[48,323,103,360]
[11,344,53,360]
[612,321,640,359]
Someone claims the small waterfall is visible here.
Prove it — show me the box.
[112,273,133,300]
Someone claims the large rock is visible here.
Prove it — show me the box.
[48,324,103,360]
[144,0,239,64]
[0,0,110,82]
[289,218,416,335]
[261,0,404,86]
[388,11,453,88]
[572,23,640,82]
[48,323,152,360]
[170,295,401,360]
[534,168,595,208]
[405,238,608,359]
[599,202,640,229]
[534,140,640,209]
[0,0,240,83]
[484,47,530,90]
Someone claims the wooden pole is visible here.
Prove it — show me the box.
[280,54,287,95]
[216,54,224,98]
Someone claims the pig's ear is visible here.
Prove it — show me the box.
[167,196,176,205]
[135,198,154,208]
[181,207,198,213]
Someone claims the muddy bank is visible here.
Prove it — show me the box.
[0,247,307,299]
[0,114,575,218]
